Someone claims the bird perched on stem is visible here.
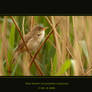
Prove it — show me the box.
[12,25,48,63]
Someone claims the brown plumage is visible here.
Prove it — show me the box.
[12,25,48,63]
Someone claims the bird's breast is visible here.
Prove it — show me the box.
[27,38,40,52]
[38,31,45,42]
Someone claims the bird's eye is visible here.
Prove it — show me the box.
[37,34,41,36]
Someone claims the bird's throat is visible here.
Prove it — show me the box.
[38,31,45,42]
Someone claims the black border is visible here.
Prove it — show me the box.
[0,76,92,90]
[1,0,92,15]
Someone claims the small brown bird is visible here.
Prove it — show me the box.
[12,25,48,63]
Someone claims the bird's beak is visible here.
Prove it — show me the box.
[43,27,48,31]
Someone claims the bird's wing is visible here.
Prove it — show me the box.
[15,31,33,52]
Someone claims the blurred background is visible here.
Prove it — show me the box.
[0,16,92,76]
